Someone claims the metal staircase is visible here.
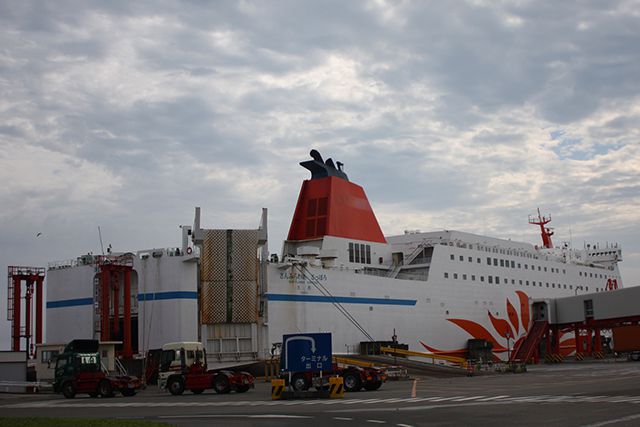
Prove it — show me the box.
[510,320,548,363]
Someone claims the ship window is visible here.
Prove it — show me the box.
[444,272,449,278]
[450,254,454,260]
[472,275,476,281]
[365,245,371,264]
[477,258,481,263]
[463,274,467,280]
[569,285,573,289]
[487,257,491,265]
[480,276,484,282]
[546,283,549,288]
[493,258,498,266]
[563,269,566,274]
[454,273,458,279]
[468,257,472,262]
[544,267,547,272]
[519,280,523,285]
[360,245,366,264]
[590,273,593,277]
[586,286,589,291]
[500,259,504,267]
[552,283,555,288]
[354,245,360,263]
[526,281,529,286]
[579,272,582,276]
[538,266,541,271]
[525,265,528,270]
[317,197,328,215]
[564,284,567,289]
[460,255,464,261]
[511,261,515,268]
[512,279,515,284]
[518,263,521,268]
[349,243,354,262]
[488,276,493,284]
[532,281,536,286]
[495,277,500,284]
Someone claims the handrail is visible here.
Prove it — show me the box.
[379,346,467,369]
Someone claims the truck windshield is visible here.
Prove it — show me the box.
[160,349,177,371]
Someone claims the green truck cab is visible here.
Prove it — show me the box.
[53,339,141,398]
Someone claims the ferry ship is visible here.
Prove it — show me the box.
[42,149,623,365]
[262,150,623,358]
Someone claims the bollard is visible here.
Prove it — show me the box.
[329,376,344,399]
[271,379,285,400]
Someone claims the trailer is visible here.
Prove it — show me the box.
[285,363,386,392]
[53,339,142,398]
[158,342,254,395]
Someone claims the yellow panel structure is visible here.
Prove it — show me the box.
[200,229,259,324]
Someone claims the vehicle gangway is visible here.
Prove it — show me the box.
[509,320,548,364]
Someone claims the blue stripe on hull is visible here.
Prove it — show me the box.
[266,293,416,306]
[47,291,198,308]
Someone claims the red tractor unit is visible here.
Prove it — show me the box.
[53,339,142,399]
[158,342,254,395]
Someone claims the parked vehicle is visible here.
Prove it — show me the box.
[284,363,386,392]
[613,326,640,361]
[53,339,142,399]
[158,342,254,395]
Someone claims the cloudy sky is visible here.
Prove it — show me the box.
[1,1,639,349]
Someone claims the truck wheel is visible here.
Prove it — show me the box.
[291,373,309,392]
[213,375,231,394]
[121,389,136,397]
[190,389,204,394]
[99,380,114,398]
[236,384,251,393]
[363,380,382,391]
[62,382,76,399]
[343,372,362,392]
[88,392,99,398]
[631,352,640,362]
[168,378,185,395]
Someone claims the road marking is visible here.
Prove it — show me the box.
[7,394,640,409]
[477,395,510,401]
[334,417,354,420]
[581,413,640,427]
[452,396,486,402]
[158,414,312,419]
[366,420,386,424]
[429,396,463,402]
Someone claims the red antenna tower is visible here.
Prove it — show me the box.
[529,208,554,249]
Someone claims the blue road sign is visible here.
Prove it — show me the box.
[281,332,332,373]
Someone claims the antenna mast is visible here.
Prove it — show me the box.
[98,226,105,255]
[528,208,554,249]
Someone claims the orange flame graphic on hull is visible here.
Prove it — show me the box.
[422,290,574,359]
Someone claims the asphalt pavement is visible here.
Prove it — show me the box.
[2,361,640,426]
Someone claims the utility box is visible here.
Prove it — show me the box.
[467,339,493,363]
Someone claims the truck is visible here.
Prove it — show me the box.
[53,339,142,398]
[612,326,640,361]
[158,342,254,395]
[285,363,387,393]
